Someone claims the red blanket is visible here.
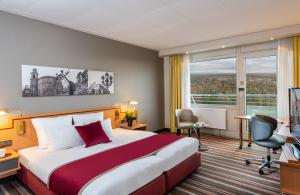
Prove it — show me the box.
[48,134,183,195]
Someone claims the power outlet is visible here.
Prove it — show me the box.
[0,140,12,148]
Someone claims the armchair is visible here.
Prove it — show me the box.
[175,109,198,136]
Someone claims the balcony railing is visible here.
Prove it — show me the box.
[191,94,277,106]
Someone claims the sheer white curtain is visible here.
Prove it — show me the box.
[182,54,191,108]
[277,38,293,121]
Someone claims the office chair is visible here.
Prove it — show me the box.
[175,109,198,136]
[245,114,285,175]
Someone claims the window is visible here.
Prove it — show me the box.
[190,57,237,105]
[245,55,277,118]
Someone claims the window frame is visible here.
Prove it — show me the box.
[241,49,278,118]
[189,43,278,109]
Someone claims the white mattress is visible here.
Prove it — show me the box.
[19,128,198,195]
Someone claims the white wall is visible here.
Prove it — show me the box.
[0,11,164,131]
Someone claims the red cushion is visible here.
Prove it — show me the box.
[75,121,111,147]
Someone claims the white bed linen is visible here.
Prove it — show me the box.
[19,128,199,195]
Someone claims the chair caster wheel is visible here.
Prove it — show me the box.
[259,170,264,175]
[267,164,271,168]
[245,160,250,165]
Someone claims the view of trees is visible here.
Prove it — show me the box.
[190,73,236,94]
[246,73,276,94]
[190,73,277,106]
[191,73,276,95]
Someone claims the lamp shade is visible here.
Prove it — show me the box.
[0,110,12,129]
[129,101,138,105]
[0,109,22,130]
[0,110,8,116]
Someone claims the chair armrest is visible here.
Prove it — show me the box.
[175,111,180,129]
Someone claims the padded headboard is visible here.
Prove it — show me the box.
[0,106,121,151]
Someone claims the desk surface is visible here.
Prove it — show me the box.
[234,115,251,120]
[278,123,292,138]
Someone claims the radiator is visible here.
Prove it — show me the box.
[191,108,227,130]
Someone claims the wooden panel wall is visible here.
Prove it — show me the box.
[0,106,121,151]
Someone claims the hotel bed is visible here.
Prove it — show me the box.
[19,128,199,195]
[14,107,201,195]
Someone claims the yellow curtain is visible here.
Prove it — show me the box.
[293,36,300,87]
[169,55,182,133]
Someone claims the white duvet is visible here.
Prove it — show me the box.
[19,128,199,195]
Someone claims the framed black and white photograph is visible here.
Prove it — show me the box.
[22,65,114,97]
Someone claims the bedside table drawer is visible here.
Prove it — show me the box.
[0,158,18,172]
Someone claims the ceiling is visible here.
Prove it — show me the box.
[0,0,300,51]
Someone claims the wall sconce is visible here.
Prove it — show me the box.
[0,109,25,134]
[0,110,8,116]
[0,109,12,130]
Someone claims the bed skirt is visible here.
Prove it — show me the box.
[165,152,201,191]
[17,152,201,195]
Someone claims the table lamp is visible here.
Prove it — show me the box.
[129,101,138,123]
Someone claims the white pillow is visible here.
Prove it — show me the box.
[101,118,113,138]
[43,125,83,152]
[31,115,73,149]
[73,112,104,126]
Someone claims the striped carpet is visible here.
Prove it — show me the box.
[0,134,280,195]
[0,180,32,195]
[169,134,281,195]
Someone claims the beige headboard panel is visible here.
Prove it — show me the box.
[0,106,122,151]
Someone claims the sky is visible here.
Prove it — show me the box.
[190,56,277,74]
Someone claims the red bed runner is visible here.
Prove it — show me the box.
[48,134,183,195]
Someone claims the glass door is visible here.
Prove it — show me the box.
[244,54,277,118]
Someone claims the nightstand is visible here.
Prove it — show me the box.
[120,123,147,130]
[0,149,20,179]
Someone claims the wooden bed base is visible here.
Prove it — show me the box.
[1,106,122,151]
[17,152,201,195]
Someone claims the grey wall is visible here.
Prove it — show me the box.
[0,11,164,131]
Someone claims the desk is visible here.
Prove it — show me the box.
[234,115,251,149]
[277,122,293,143]
[278,123,300,194]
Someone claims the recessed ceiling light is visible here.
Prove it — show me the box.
[270,37,274,40]
[222,45,225,48]
[185,51,189,54]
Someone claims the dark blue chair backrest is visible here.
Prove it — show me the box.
[249,115,277,141]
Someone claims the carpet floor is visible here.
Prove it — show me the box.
[169,134,281,195]
[0,134,280,195]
